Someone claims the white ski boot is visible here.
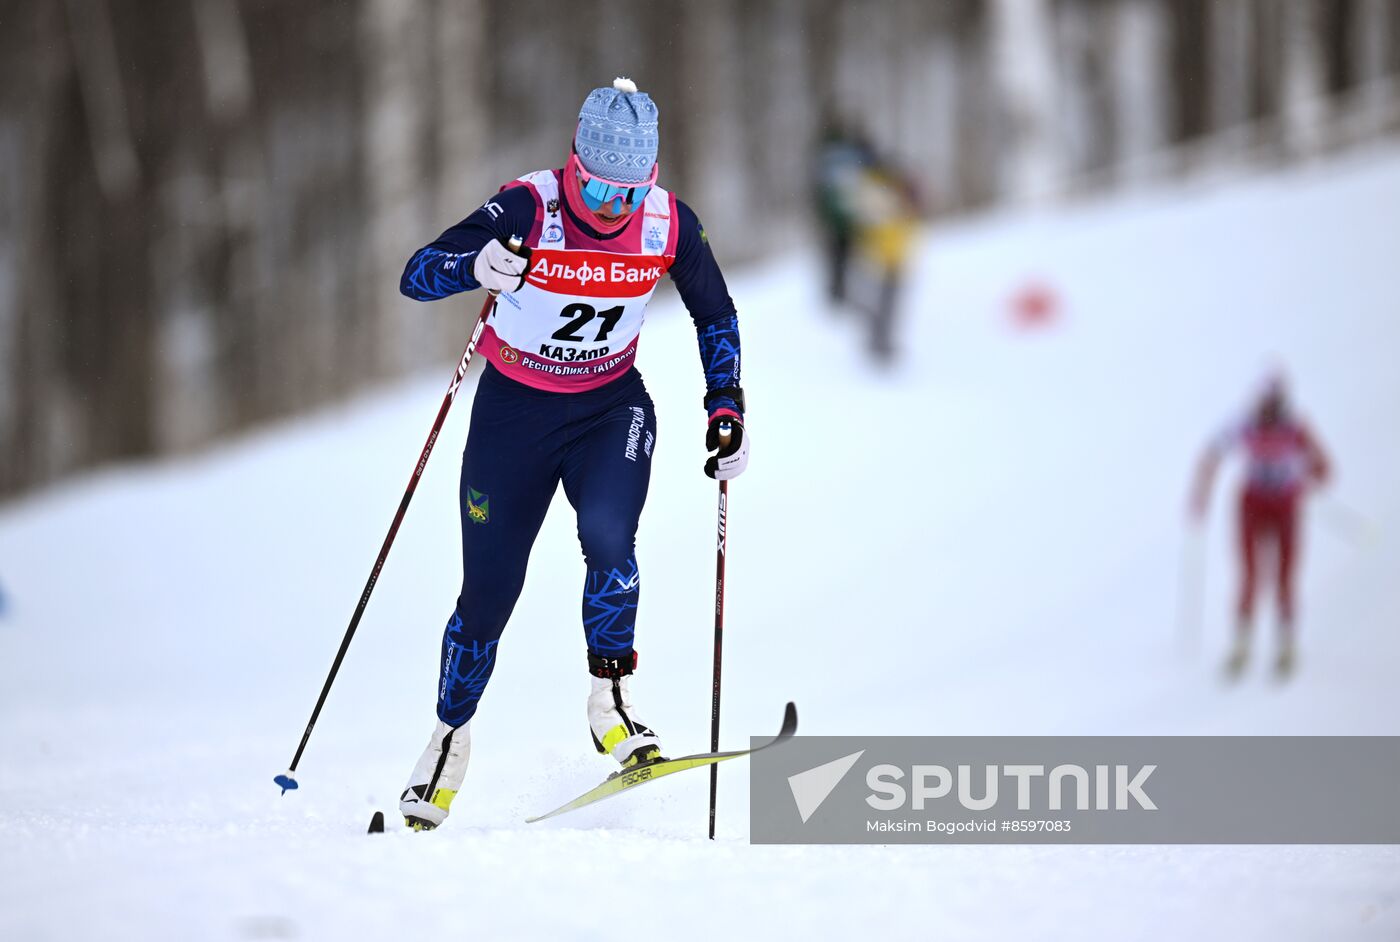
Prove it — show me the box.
[1224,638,1249,678]
[400,719,471,831]
[587,652,664,768]
[1224,620,1251,678]
[1275,632,1296,680]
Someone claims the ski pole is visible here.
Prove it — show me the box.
[274,287,502,795]
[1176,524,1206,660]
[1317,498,1378,550]
[708,426,732,839]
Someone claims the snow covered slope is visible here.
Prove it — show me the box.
[3,146,1400,940]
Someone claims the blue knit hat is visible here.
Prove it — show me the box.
[574,77,659,184]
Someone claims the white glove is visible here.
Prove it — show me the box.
[704,417,749,480]
[473,236,531,294]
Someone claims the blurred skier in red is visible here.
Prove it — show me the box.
[1190,376,1330,678]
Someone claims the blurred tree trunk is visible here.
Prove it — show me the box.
[1280,0,1328,155]
[1,2,67,491]
[1168,0,1213,144]
[1354,0,1397,135]
[1391,0,1400,75]
[919,6,965,211]
[989,0,1058,202]
[1248,0,1285,143]
[1058,0,1120,183]
[425,0,489,359]
[1209,0,1253,132]
[1111,0,1170,176]
[1354,0,1393,85]
[803,0,842,129]
[743,0,808,226]
[363,0,433,379]
[953,2,998,210]
[1321,0,1359,94]
[679,0,749,252]
[187,0,260,435]
[60,0,158,465]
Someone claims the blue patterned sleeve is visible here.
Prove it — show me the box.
[399,185,536,301]
[670,200,743,420]
[401,247,481,300]
[697,316,742,418]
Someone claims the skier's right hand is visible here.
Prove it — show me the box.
[473,236,532,294]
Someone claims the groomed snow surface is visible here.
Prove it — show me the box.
[4,147,1400,940]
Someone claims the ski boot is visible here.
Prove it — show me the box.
[587,652,664,770]
[1224,635,1250,679]
[1226,615,1248,677]
[1274,638,1296,680]
[399,719,471,831]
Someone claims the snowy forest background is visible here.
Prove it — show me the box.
[3,0,1400,498]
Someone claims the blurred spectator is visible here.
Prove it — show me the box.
[812,119,920,366]
[1190,375,1331,679]
[813,118,874,307]
[849,161,919,364]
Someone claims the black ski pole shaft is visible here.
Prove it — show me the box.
[275,291,499,794]
[708,474,729,838]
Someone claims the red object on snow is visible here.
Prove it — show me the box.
[1010,282,1059,328]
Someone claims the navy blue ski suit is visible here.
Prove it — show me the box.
[400,176,742,728]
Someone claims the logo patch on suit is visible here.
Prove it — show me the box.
[644,226,663,251]
[466,488,491,524]
[542,223,564,244]
[547,198,560,215]
[499,345,519,364]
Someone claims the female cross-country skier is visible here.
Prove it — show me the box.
[1191,376,1330,679]
[394,78,748,830]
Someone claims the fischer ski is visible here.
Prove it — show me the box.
[526,702,797,824]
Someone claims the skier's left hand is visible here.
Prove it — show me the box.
[704,416,748,480]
